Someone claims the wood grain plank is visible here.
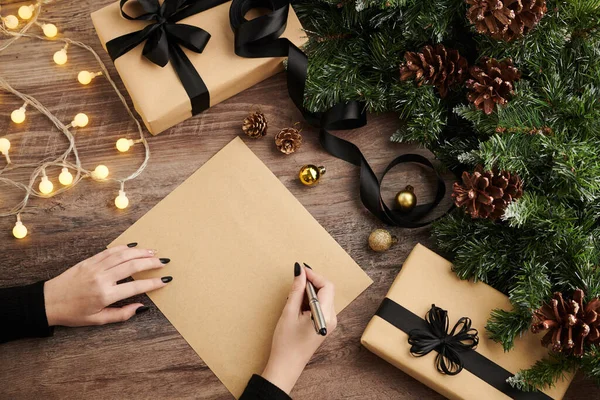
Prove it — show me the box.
[0,1,592,399]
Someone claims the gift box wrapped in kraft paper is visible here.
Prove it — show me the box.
[91,0,306,135]
[361,244,575,400]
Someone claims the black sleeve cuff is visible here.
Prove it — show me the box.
[0,280,54,344]
[239,374,292,400]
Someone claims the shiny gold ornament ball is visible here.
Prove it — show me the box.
[299,165,326,186]
[368,229,397,252]
[395,185,417,212]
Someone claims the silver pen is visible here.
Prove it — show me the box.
[303,263,327,336]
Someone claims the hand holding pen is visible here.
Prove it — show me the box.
[260,262,337,395]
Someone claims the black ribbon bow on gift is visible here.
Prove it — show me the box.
[106,0,229,114]
[376,298,552,399]
[408,304,479,376]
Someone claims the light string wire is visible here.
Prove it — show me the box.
[0,1,150,235]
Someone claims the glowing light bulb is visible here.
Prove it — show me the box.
[0,138,10,154]
[78,71,93,85]
[92,165,109,180]
[11,107,26,124]
[116,138,134,152]
[39,176,54,195]
[77,71,101,85]
[13,221,27,239]
[53,48,67,65]
[71,113,89,128]
[59,167,73,186]
[18,5,35,20]
[42,23,58,38]
[115,190,129,209]
[3,15,19,29]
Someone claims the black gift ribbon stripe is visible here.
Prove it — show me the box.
[376,298,552,400]
[230,0,449,228]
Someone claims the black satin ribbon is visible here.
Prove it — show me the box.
[407,304,479,375]
[230,0,448,227]
[106,0,229,114]
[377,298,553,400]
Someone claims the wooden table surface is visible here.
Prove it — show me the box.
[0,1,593,399]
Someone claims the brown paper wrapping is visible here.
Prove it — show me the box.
[109,137,373,398]
[361,244,574,400]
[91,2,307,135]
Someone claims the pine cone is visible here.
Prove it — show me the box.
[532,289,600,357]
[466,0,547,41]
[399,44,469,98]
[242,111,268,139]
[466,58,521,115]
[275,127,303,154]
[452,165,523,220]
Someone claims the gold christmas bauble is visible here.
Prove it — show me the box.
[395,185,417,212]
[368,229,397,252]
[299,165,326,186]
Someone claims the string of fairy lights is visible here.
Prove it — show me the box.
[0,1,150,239]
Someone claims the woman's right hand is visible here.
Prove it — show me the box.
[261,263,337,394]
[43,244,172,327]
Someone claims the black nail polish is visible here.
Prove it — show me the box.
[161,276,173,283]
[294,262,301,277]
[159,258,171,264]
[127,242,138,248]
[304,263,312,270]
[135,306,149,314]
[319,328,327,336]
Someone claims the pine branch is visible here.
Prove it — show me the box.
[509,261,552,311]
[432,211,520,291]
[473,133,549,187]
[580,345,600,385]
[507,353,578,392]
[391,84,446,146]
[432,135,481,171]
[353,0,409,10]
[503,192,579,230]
[571,259,600,300]
[485,309,532,351]
[400,0,468,44]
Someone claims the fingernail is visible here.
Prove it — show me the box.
[161,276,173,283]
[304,263,312,270]
[135,306,149,314]
[148,249,158,256]
[294,262,301,277]
[159,258,170,264]
[319,328,327,336]
[127,242,138,248]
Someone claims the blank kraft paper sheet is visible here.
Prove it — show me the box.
[109,137,373,398]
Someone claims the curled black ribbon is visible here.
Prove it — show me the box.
[408,304,478,376]
[230,0,448,228]
[106,0,229,114]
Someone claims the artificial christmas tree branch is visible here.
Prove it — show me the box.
[507,353,578,392]
[297,0,600,390]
